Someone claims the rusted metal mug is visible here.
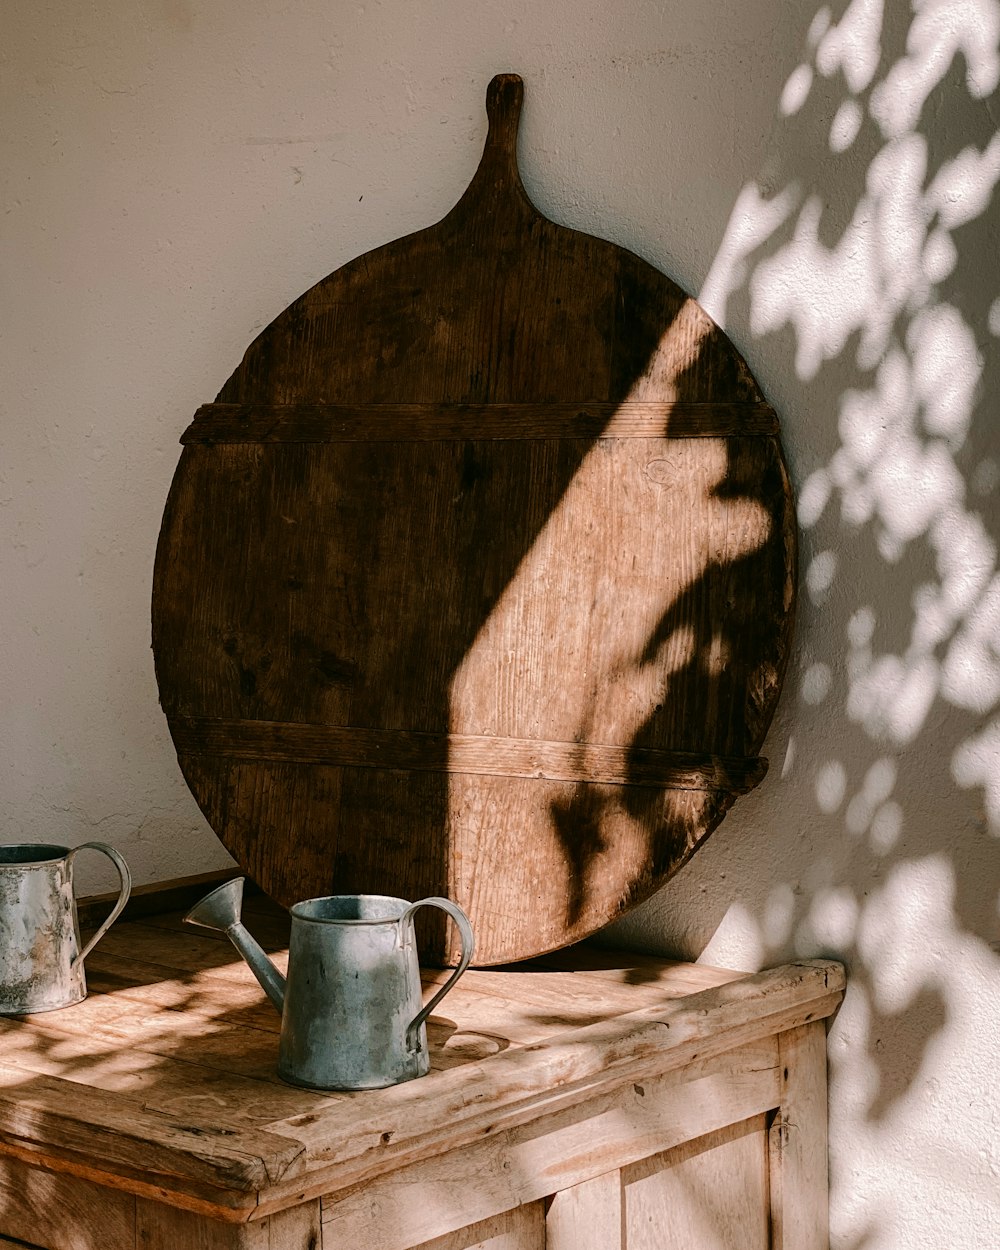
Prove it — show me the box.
[185,878,475,1090]
[0,842,132,1015]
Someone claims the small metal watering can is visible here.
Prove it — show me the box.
[184,878,475,1090]
[0,842,132,1015]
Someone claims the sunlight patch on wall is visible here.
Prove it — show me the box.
[941,573,1000,712]
[953,719,1000,823]
[848,643,939,746]
[780,63,814,115]
[703,0,1000,798]
[801,660,833,704]
[698,183,799,327]
[806,549,837,602]
[799,883,860,951]
[907,305,981,444]
[780,734,797,779]
[781,0,886,115]
[688,3,1000,1240]
[913,511,994,654]
[869,798,903,852]
[749,190,878,380]
[857,855,956,1012]
[748,132,943,380]
[830,99,864,152]
[696,900,765,968]
[870,0,1000,137]
[815,0,883,92]
[845,756,898,837]
[816,759,848,813]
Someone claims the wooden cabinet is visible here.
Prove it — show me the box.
[0,894,842,1249]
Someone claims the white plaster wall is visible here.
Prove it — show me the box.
[2,2,998,1246]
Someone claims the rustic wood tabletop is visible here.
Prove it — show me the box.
[0,887,842,1249]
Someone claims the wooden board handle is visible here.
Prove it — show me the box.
[449,72,535,221]
[485,73,524,161]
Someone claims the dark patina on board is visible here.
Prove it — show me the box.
[152,74,796,966]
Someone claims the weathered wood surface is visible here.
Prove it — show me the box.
[622,1114,771,1249]
[151,73,797,966]
[0,1156,134,1250]
[769,1022,830,1250]
[546,1171,623,1250]
[0,903,841,1238]
[407,1205,545,1250]
[320,1041,779,1248]
[0,1155,322,1250]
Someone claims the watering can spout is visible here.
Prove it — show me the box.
[184,878,286,1014]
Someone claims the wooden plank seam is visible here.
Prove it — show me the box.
[181,400,781,444]
[169,717,767,795]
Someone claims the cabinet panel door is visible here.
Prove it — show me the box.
[412,1203,545,1250]
[0,1157,134,1250]
[546,1171,623,1250]
[623,1115,770,1250]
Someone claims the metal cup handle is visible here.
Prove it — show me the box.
[67,842,132,968]
[398,897,475,1054]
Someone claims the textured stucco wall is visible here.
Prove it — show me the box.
[3,2,999,1246]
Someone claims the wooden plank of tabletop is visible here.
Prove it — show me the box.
[83,948,284,1032]
[5,942,636,1119]
[257,961,843,1208]
[91,921,280,977]
[98,913,694,1013]
[0,990,299,1086]
[0,1014,336,1130]
[0,1061,305,1201]
[84,941,603,1051]
[523,944,741,989]
[421,963,735,1017]
[87,926,700,1055]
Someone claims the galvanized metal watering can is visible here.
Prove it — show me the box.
[184,878,475,1090]
[0,842,132,1015]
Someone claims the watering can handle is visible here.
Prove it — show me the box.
[67,842,132,969]
[399,897,475,1054]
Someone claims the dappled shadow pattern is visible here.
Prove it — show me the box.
[602,3,1000,1245]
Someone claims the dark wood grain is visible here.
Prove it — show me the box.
[170,716,766,792]
[180,401,780,444]
[151,73,796,965]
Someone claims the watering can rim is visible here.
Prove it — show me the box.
[0,843,73,865]
[291,893,415,926]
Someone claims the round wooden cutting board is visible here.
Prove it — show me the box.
[152,75,796,966]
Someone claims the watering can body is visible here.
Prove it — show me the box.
[0,842,132,1015]
[185,880,474,1090]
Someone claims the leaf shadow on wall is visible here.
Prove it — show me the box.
[599,2,1000,1242]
